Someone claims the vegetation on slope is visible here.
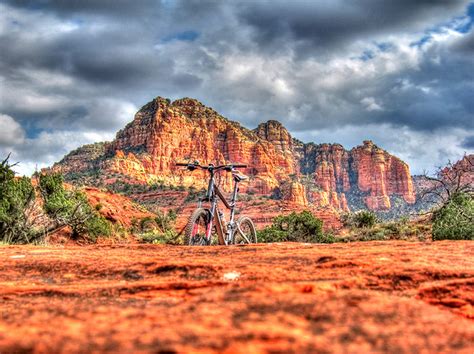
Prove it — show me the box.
[341,214,431,242]
[432,192,474,240]
[257,210,335,243]
[132,210,181,245]
[0,156,112,244]
[0,156,38,244]
[39,173,111,241]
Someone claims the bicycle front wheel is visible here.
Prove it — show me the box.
[233,216,257,244]
[184,208,211,246]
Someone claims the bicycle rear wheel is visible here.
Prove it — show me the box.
[233,216,257,244]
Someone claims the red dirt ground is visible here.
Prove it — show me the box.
[1,241,473,353]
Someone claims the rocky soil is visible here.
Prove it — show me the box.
[1,241,473,353]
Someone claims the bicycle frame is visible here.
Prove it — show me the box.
[176,161,247,245]
[201,169,240,245]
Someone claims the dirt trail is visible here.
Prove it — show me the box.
[1,241,473,353]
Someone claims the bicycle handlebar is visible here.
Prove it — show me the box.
[175,162,248,171]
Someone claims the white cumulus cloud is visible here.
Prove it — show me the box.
[0,114,25,146]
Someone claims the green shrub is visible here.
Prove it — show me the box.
[432,192,474,240]
[342,216,432,242]
[0,156,38,244]
[385,222,401,234]
[40,173,75,219]
[256,228,289,243]
[1,156,113,244]
[139,216,156,231]
[83,215,112,242]
[362,228,388,241]
[155,210,177,232]
[352,210,379,228]
[256,210,335,243]
[135,209,179,245]
[40,173,112,241]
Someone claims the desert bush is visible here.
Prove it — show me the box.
[360,228,388,241]
[185,187,199,202]
[418,154,473,238]
[136,209,180,244]
[256,228,289,243]
[139,216,156,231]
[349,210,379,228]
[1,156,113,244]
[432,192,474,240]
[39,173,111,241]
[343,215,431,242]
[0,156,39,243]
[257,210,335,243]
[155,209,177,231]
[82,215,112,242]
[139,229,181,245]
[340,212,352,227]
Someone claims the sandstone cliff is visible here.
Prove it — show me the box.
[351,140,416,209]
[53,96,416,213]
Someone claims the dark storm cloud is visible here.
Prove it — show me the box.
[238,0,469,55]
[0,13,163,86]
[4,0,161,17]
[371,32,474,132]
[0,0,473,175]
[452,29,474,53]
[461,135,474,149]
[0,1,212,133]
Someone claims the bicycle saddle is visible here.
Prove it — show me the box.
[232,172,248,182]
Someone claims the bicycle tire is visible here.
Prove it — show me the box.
[184,208,215,246]
[233,216,257,244]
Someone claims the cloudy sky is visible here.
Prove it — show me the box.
[1,0,473,175]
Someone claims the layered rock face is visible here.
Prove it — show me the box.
[297,141,415,210]
[105,98,297,194]
[351,141,415,209]
[54,96,416,212]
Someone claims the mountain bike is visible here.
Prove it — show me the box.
[176,161,257,246]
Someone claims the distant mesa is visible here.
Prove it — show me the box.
[53,96,416,214]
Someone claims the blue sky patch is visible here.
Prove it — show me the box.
[162,30,200,43]
[359,50,375,61]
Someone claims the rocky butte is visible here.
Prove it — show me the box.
[53,97,416,227]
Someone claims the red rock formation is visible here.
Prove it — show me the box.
[53,96,416,213]
[104,98,298,194]
[53,142,107,175]
[313,144,351,193]
[339,193,349,212]
[301,141,415,211]
[280,181,308,205]
[84,187,155,228]
[308,144,352,211]
[351,140,415,209]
